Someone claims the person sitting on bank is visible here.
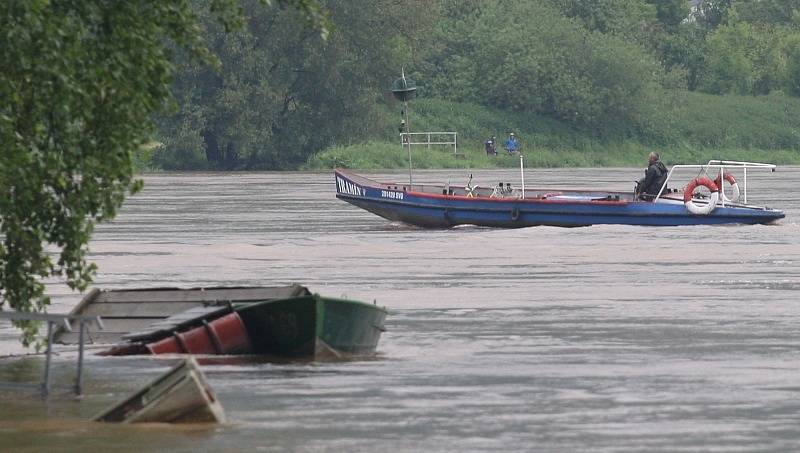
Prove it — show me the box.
[484,136,497,156]
[637,152,668,200]
[504,132,519,155]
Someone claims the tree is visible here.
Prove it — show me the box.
[0,0,326,345]
[694,0,734,30]
[660,23,710,91]
[700,22,756,94]
[647,0,690,32]
[734,0,800,26]
[697,17,788,96]
[550,0,659,48]
[421,0,661,136]
[156,0,434,170]
[781,33,800,96]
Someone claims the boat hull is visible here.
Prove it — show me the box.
[335,170,785,228]
[235,295,387,359]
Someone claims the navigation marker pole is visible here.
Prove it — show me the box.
[519,153,525,199]
[391,69,417,186]
[404,100,412,184]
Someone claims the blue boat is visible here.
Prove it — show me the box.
[334,160,785,227]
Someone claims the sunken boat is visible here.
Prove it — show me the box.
[233,294,387,359]
[64,286,387,360]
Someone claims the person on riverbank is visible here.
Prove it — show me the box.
[484,136,497,156]
[504,132,519,155]
[637,151,668,200]
[399,120,408,144]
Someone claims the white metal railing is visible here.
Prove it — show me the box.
[0,312,104,397]
[655,160,776,206]
[400,132,458,155]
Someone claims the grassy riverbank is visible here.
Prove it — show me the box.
[304,141,800,170]
[305,92,800,170]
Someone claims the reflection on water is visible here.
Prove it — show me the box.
[2,168,800,451]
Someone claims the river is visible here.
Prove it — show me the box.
[1,167,799,452]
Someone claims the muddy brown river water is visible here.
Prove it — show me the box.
[1,167,800,452]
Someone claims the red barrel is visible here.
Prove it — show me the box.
[146,336,183,355]
[176,325,217,354]
[208,312,252,354]
[146,312,251,355]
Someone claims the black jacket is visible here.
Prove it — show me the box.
[641,160,668,196]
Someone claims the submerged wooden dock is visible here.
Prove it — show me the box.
[56,285,310,345]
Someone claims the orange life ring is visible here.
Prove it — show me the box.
[683,177,720,215]
[714,172,740,203]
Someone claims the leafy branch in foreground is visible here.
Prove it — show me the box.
[0,0,326,346]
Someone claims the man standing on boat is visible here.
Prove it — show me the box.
[504,132,519,155]
[637,152,668,200]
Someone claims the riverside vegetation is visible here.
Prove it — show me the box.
[148,0,800,171]
[304,94,800,169]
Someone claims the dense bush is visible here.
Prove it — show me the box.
[420,1,662,136]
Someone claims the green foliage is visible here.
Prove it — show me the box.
[552,0,658,45]
[659,24,710,91]
[783,34,800,95]
[269,0,332,38]
[666,90,800,149]
[420,0,662,136]
[694,2,800,96]
[307,139,800,171]
[409,98,580,151]
[304,141,497,170]
[734,0,800,26]
[0,0,326,346]
[696,17,800,96]
[694,0,734,30]
[153,124,209,171]
[701,22,758,94]
[648,0,690,31]
[132,142,163,172]
[156,0,432,171]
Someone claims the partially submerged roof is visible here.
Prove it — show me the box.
[56,285,311,345]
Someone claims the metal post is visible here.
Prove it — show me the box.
[519,153,525,199]
[42,321,54,398]
[720,166,725,207]
[454,133,458,156]
[404,101,412,184]
[75,320,85,396]
[427,132,431,152]
[743,167,747,204]
[654,164,677,201]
